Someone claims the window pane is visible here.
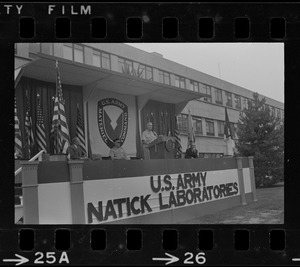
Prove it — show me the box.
[225,92,232,107]
[193,118,202,134]
[146,66,152,80]
[190,83,194,91]
[174,76,179,87]
[235,95,241,109]
[63,44,73,60]
[158,70,163,83]
[215,88,223,105]
[183,115,188,131]
[164,72,170,85]
[206,120,215,136]
[139,65,145,79]
[74,45,83,63]
[194,82,199,92]
[93,53,101,67]
[41,43,53,55]
[180,78,185,89]
[218,121,224,137]
[102,53,110,69]
[29,43,41,54]
[125,60,133,73]
[118,58,125,72]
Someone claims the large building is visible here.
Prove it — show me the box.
[15,43,284,159]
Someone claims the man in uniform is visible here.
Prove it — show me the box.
[141,122,158,160]
[109,138,130,160]
[67,137,86,160]
[185,141,198,159]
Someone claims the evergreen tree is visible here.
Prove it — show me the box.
[236,93,284,187]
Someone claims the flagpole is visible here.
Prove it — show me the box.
[26,90,30,158]
[55,61,59,154]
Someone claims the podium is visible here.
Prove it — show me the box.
[148,136,175,159]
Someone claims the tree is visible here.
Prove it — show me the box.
[236,93,284,187]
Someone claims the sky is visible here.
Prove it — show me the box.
[125,43,284,103]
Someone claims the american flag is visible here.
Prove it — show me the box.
[174,115,182,157]
[14,97,23,159]
[36,94,47,153]
[76,104,87,156]
[51,60,70,154]
[25,92,34,158]
[224,107,233,140]
[187,110,195,144]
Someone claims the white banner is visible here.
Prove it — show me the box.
[84,169,241,224]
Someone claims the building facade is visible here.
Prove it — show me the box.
[15,43,284,159]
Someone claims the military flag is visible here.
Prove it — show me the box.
[24,91,34,158]
[36,94,47,152]
[14,97,23,159]
[76,104,87,156]
[51,60,70,154]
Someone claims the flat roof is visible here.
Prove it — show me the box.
[20,53,210,106]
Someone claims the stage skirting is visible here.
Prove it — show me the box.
[19,157,257,224]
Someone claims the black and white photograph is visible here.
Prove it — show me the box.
[14,43,284,225]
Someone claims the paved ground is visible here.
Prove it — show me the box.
[182,182,284,224]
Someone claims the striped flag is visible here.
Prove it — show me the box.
[14,97,23,159]
[25,92,34,158]
[187,110,195,144]
[224,107,233,140]
[174,115,182,157]
[36,94,47,153]
[51,60,70,154]
[75,104,87,156]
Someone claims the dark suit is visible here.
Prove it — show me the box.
[185,148,198,159]
[67,144,85,159]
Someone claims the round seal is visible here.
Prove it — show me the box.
[165,139,174,152]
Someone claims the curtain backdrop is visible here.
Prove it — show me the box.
[141,100,175,136]
[15,77,83,159]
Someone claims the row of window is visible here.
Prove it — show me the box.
[177,114,238,139]
[24,43,284,119]
[61,44,284,119]
[118,58,153,80]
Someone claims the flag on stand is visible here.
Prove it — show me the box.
[51,60,70,154]
[187,110,195,144]
[174,115,182,157]
[36,94,47,153]
[224,107,233,140]
[14,97,23,159]
[76,104,87,156]
[24,91,34,158]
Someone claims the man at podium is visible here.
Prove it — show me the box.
[141,122,158,160]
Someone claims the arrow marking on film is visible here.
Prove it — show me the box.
[152,252,179,265]
[3,254,29,266]
[292,258,300,261]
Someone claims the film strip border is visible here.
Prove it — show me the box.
[1,228,300,265]
[19,16,286,40]
[0,3,299,41]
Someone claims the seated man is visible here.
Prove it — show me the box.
[67,137,87,160]
[185,142,198,159]
[109,138,130,160]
